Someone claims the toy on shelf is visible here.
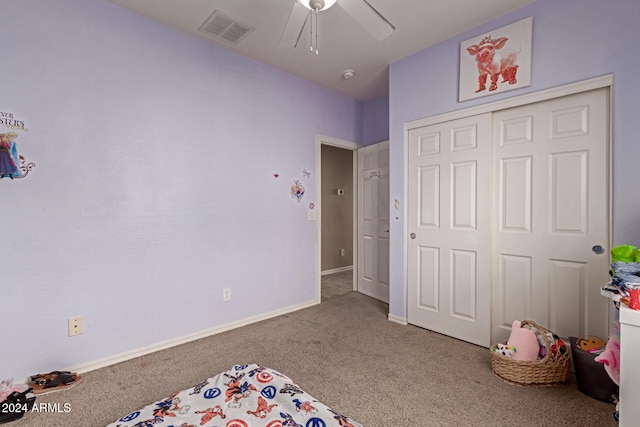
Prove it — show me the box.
[628,288,640,310]
[610,244,640,263]
[608,245,640,303]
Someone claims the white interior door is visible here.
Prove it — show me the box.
[407,114,492,347]
[492,88,610,343]
[357,141,390,303]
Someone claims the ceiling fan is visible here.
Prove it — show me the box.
[279,0,395,54]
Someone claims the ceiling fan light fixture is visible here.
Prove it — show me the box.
[297,0,337,12]
[298,0,337,55]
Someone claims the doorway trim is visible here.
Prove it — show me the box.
[315,135,362,303]
[403,73,613,322]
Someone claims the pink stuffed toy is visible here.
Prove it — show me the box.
[595,337,620,386]
[507,320,540,361]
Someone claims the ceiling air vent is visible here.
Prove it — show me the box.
[199,10,255,45]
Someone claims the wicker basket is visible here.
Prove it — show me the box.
[491,320,571,387]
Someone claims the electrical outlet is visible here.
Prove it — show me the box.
[340,248,345,256]
[222,288,231,302]
[68,316,84,337]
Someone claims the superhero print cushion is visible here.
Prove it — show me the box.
[108,363,364,427]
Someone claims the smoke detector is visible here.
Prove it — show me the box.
[342,69,355,79]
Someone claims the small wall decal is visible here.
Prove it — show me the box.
[273,173,280,178]
[308,202,315,210]
[0,110,35,180]
[394,199,400,210]
[302,169,311,179]
[290,180,305,202]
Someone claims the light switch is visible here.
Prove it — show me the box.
[307,210,318,221]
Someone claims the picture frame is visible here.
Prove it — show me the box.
[459,17,533,102]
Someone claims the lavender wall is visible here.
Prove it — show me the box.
[388,0,640,319]
[362,95,389,145]
[1,0,362,380]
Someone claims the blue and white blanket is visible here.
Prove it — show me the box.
[108,364,364,427]
[611,261,640,287]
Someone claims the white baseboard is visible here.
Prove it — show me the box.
[321,265,353,276]
[66,299,319,376]
[388,314,408,325]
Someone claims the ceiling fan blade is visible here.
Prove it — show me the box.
[338,0,394,41]
[279,1,309,48]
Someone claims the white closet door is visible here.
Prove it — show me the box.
[407,114,492,347]
[492,88,610,343]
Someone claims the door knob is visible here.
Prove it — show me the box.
[410,233,416,239]
[592,245,605,255]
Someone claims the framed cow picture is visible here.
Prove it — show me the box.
[459,17,532,102]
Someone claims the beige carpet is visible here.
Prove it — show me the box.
[322,269,353,301]
[14,292,616,427]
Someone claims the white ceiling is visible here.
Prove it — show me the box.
[109,0,536,101]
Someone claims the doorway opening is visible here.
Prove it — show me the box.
[315,135,360,303]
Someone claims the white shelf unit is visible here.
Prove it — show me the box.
[619,304,640,426]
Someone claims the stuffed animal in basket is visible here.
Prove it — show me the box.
[507,320,539,361]
[535,331,567,360]
[493,343,516,357]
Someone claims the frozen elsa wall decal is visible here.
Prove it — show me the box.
[0,132,22,179]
